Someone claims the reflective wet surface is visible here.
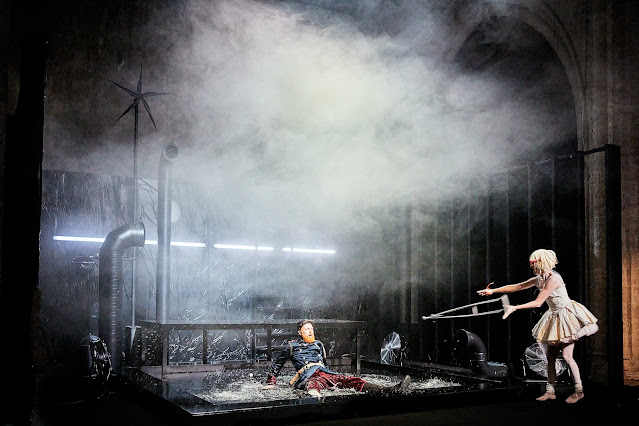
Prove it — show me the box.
[120,361,516,420]
[32,363,639,425]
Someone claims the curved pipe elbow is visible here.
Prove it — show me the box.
[455,329,511,381]
[100,223,146,256]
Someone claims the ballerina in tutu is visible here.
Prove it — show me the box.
[477,249,598,403]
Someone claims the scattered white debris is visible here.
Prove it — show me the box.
[193,371,460,404]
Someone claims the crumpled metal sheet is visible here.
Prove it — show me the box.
[39,170,366,365]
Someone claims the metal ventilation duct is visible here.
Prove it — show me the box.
[98,223,145,373]
[455,329,511,380]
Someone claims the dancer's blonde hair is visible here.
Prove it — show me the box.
[529,249,558,274]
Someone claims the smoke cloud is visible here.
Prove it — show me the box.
[43,0,576,239]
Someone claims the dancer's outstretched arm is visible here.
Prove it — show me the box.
[477,276,537,297]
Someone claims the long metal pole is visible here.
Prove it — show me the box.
[132,105,138,328]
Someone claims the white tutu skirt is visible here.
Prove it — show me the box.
[532,301,599,345]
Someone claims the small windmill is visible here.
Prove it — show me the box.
[108,64,169,223]
[108,64,168,332]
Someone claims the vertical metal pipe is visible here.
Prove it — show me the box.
[467,183,472,331]
[486,178,492,357]
[527,163,533,334]
[527,164,532,253]
[505,172,511,364]
[450,204,454,344]
[434,209,439,363]
[156,143,179,323]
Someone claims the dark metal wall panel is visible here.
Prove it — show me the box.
[487,173,510,363]
[421,152,585,368]
[418,206,438,362]
[434,203,453,363]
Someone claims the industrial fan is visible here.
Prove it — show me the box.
[380,332,402,365]
[524,343,567,378]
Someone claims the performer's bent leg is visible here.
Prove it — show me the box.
[307,371,410,395]
[305,373,334,392]
[362,375,411,394]
[324,372,367,391]
[562,343,581,384]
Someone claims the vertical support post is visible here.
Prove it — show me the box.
[161,326,169,379]
[485,179,492,359]
[605,144,623,393]
[551,158,557,249]
[251,327,257,361]
[505,172,511,364]
[527,164,533,333]
[449,206,455,350]
[578,153,587,308]
[202,329,208,365]
[467,184,472,332]
[355,327,361,374]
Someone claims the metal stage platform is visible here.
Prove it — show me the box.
[138,318,365,379]
[120,360,522,425]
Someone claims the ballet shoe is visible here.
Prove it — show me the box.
[535,391,556,401]
[565,391,584,404]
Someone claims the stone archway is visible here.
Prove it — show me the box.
[440,1,586,151]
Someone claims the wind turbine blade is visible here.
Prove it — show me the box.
[142,92,170,97]
[116,101,138,122]
[107,79,138,97]
[141,98,158,129]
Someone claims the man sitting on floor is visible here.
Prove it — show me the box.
[263,319,410,398]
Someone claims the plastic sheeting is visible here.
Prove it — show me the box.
[39,170,380,367]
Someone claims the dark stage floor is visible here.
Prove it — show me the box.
[31,364,639,426]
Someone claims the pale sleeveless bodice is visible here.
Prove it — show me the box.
[536,272,571,313]
[531,271,598,344]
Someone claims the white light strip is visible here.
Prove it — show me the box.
[53,235,206,247]
[53,236,104,243]
[145,240,206,248]
[283,247,336,254]
[213,243,256,250]
[54,236,334,254]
